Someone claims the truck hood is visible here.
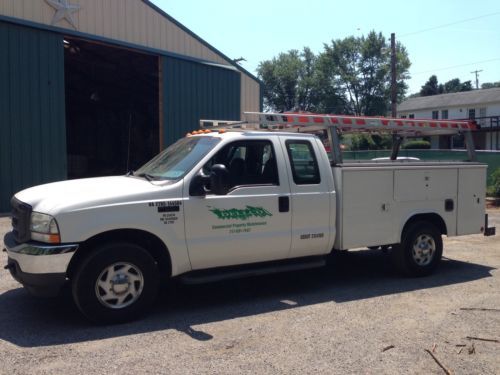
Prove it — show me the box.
[15,176,175,214]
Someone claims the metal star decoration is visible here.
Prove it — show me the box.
[45,0,81,30]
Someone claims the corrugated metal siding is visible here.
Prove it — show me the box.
[162,56,241,146]
[0,22,66,212]
[0,0,262,130]
[240,74,261,115]
[0,0,229,66]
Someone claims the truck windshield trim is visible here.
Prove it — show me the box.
[134,136,221,180]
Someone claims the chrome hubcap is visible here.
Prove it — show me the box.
[95,262,144,309]
[412,234,435,266]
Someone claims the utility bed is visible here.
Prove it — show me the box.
[332,162,487,250]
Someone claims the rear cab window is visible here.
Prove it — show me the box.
[285,140,321,184]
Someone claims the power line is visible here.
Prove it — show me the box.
[411,57,500,76]
[400,11,500,37]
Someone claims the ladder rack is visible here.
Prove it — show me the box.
[253,112,476,136]
[201,112,477,136]
[200,112,478,163]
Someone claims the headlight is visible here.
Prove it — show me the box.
[30,212,60,243]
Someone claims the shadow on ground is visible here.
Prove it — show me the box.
[0,249,494,347]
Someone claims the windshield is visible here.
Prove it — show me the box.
[134,136,221,180]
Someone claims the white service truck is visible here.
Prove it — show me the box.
[3,112,495,323]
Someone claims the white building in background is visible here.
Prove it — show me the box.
[398,88,500,150]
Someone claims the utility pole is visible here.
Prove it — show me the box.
[471,69,483,89]
[391,33,397,118]
[389,33,399,161]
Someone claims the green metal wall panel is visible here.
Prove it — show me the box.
[0,22,66,212]
[162,56,241,146]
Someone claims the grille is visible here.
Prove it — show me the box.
[11,197,32,243]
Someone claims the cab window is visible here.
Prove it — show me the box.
[285,140,321,184]
[205,140,279,189]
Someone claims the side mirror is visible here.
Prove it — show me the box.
[210,164,230,195]
[189,173,210,196]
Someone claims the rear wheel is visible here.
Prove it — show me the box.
[72,242,159,323]
[392,221,442,277]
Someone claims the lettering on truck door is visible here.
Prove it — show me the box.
[183,138,292,269]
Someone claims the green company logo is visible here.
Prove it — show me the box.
[209,206,273,220]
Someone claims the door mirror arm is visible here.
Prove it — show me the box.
[189,173,210,196]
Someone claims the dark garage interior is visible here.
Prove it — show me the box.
[64,37,160,179]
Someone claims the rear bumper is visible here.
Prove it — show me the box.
[3,232,78,296]
[484,214,496,236]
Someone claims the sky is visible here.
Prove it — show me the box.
[151,0,500,95]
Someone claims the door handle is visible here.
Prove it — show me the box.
[279,196,289,212]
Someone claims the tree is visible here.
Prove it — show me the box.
[420,75,443,96]
[257,48,326,112]
[419,76,473,97]
[443,78,472,93]
[482,81,500,89]
[257,31,412,118]
[461,80,473,91]
[318,31,411,115]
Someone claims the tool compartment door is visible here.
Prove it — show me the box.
[457,166,487,235]
[340,169,396,249]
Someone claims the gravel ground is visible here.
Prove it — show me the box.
[0,211,499,374]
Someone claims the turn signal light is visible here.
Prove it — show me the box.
[48,234,61,243]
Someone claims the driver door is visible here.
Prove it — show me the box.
[183,138,292,270]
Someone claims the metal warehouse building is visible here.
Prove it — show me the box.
[0,0,261,212]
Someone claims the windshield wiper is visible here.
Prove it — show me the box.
[135,172,158,181]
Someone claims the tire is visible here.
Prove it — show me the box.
[391,221,443,277]
[72,242,159,324]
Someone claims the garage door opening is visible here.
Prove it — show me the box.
[64,37,159,179]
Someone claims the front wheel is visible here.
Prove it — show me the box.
[391,221,443,277]
[72,242,159,323]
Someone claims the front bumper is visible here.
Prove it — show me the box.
[3,232,78,296]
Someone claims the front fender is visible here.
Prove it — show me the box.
[56,200,191,276]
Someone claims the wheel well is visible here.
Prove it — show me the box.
[401,213,447,240]
[67,229,172,280]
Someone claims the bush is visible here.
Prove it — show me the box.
[402,140,431,149]
[488,167,500,197]
[346,134,392,151]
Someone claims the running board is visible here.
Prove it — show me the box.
[179,257,326,285]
